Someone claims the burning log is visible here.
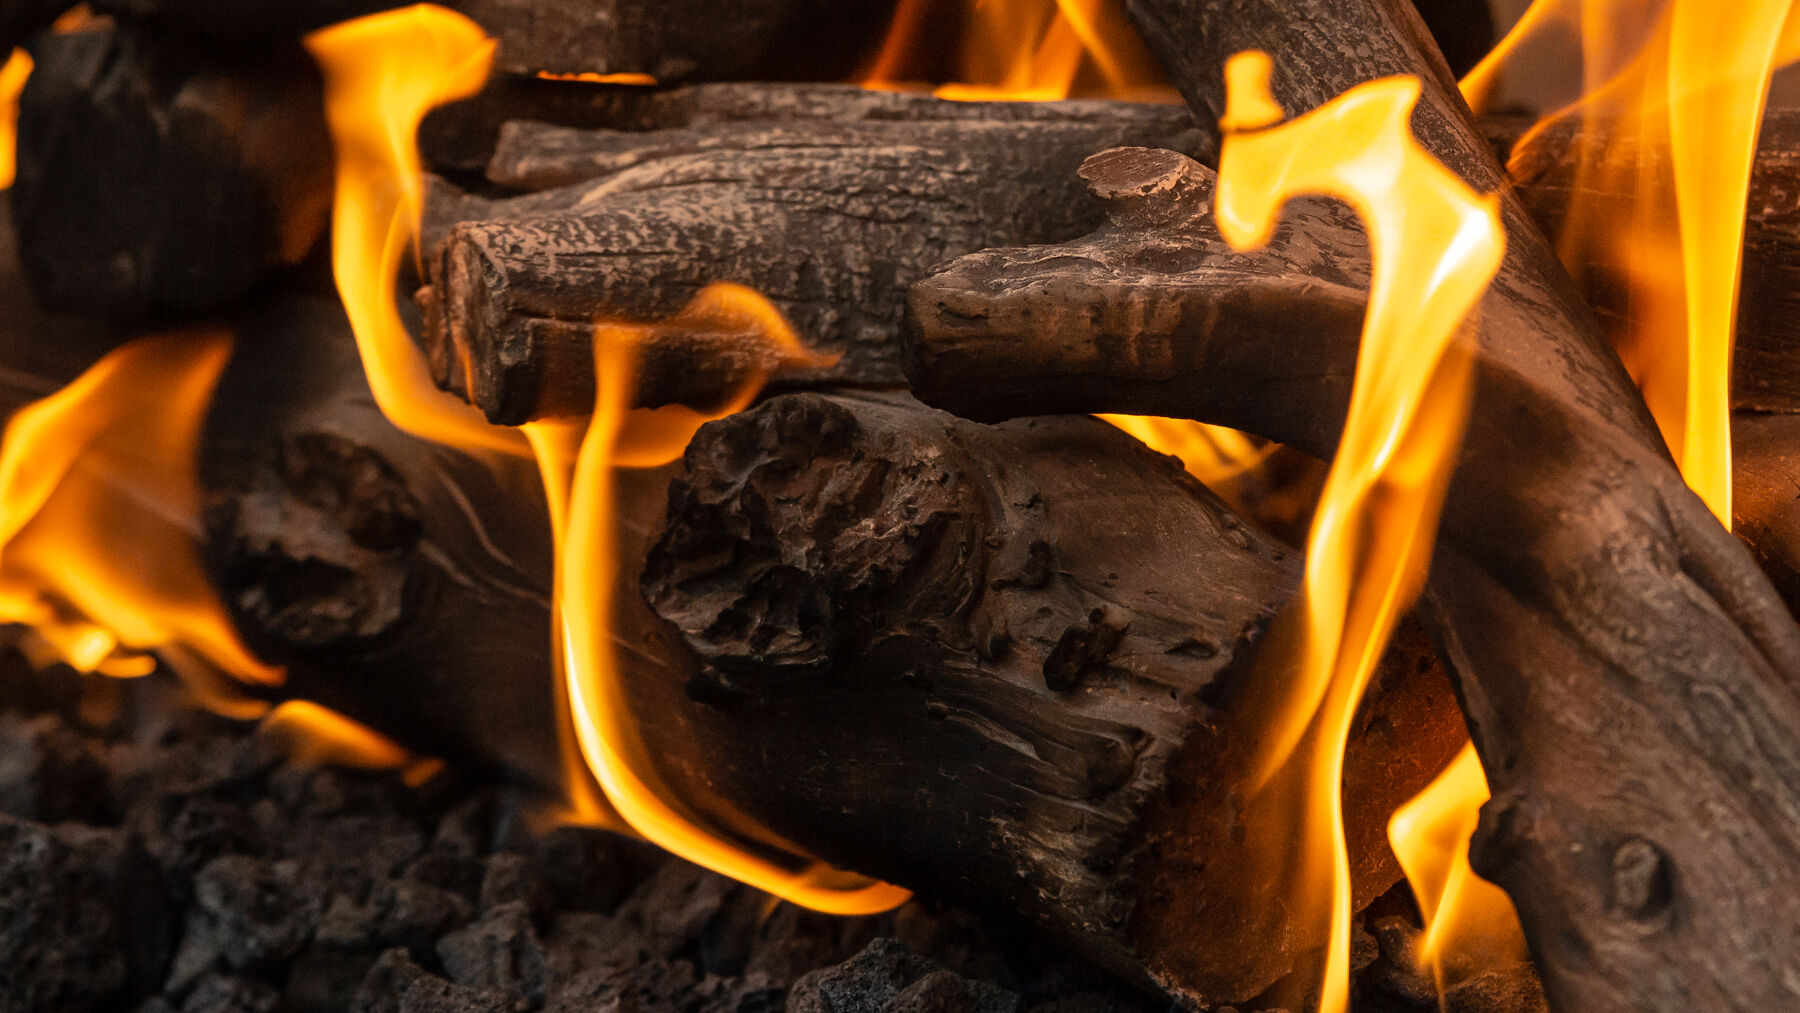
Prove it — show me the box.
[1490,110,1800,414]
[639,390,1467,1004]
[179,286,1464,1006]
[12,23,332,318]
[906,0,1800,1004]
[1727,412,1800,614]
[419,109,1199,424]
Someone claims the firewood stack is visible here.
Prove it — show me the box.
[8,0,1800,1011]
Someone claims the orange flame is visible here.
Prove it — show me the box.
[0,49,30,191]
[0,332,281,715]
[1215,52,1503,1013]
[860,0,1173,102]
[535,70,658,86]
[1095,414,1270,499]
[1470,0,1800,526]
[1388,743,1528,991]
[260,699,445,785]
[304,5,523,457]
[526,283,908,914]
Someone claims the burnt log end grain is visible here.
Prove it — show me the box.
[422,111,1199,425]
[640,391,1467,1005]
[12,23,332,319]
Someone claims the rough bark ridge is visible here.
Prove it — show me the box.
[420,110,1199,424]
[900,1,1800,1005]
[642,390,1466,1003]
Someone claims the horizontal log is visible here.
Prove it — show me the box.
[642,390,1466,1005]
[12,23,331,318]
[419,110,1199,425]
[1489,109,1800,413]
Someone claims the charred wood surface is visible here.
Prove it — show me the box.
[911,1,1800,1003]
[1730,412,1800,617]
[12,24,332,318]
[641,390,1466,1005]
[420,111,1198,425]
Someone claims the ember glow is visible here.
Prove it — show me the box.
[0,333,280,714]
[861,0,1173,101]
[305,5,524,456]
[1215,51,1503,1013]
[529,283,908,914]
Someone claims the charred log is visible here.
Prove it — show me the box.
[418,110,1199,425]
[642,390,1466,1005]
[1729,412,1800,616]
[908,0,1800,1002]
[11,23,332,318]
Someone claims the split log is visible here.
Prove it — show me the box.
[906,0,1800,1004]
[640,390,1466,1003]
[12,23,332,318]
[418,110,1200,425]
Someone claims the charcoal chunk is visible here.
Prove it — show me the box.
[436,901,548,1000]
[786,938,1017,1013]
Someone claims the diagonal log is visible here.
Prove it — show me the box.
[904,1,1800,1005]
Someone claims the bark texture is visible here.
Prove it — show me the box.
[904,2,1800,1002]
[420,109,1199,424]
[642,390,1467,1004]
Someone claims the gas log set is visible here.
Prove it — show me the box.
[5,0,1800,1011]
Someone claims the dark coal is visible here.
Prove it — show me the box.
[0,648,1542,1012]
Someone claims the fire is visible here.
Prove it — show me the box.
[535,71,658,86]
[309,5,904,911]
[0,49,30,191]
[1214,51,1503,1013]
[1387,743,1527,991]
[1469,0,1800,527]
[304,5,524,457]
[260,699,444,786]
[526,283,907,914]
[1094,414,1269,500]
[0,332,281,715]
[860,0,1174,102]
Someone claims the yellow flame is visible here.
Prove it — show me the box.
[1388,743,1528,991]
[1215,51,1503,1013]
[1468,0,1800,527]
[530,282,909,914]
[304,5,524,457]
[1095,414,1270,495]
[260,699,445,785]
[0,332,281,711]
[0,49,31,191]
[860,0,1173,102]
[535,70,658,86]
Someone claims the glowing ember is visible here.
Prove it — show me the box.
[1388,743,1527,992]
[0,332,280,714]
[535,70,658,85]
[861,0,1173,101]
[527,283,908,913]
[1215,51,1503,1013]
[305,4,524,456]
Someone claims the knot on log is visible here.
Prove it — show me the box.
[1078,147,1213,230]
[642,394,985,704]
[204,431,421,651]
[1609,837,1672,921]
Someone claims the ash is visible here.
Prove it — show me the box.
[0,642,1540,1013]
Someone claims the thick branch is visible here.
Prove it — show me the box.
[909,3,1800,1001]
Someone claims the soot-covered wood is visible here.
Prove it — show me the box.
[641,390,1466,1005]
[907,1,1800,1006]
[419,105,1198,424]
[12,23,332,318]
